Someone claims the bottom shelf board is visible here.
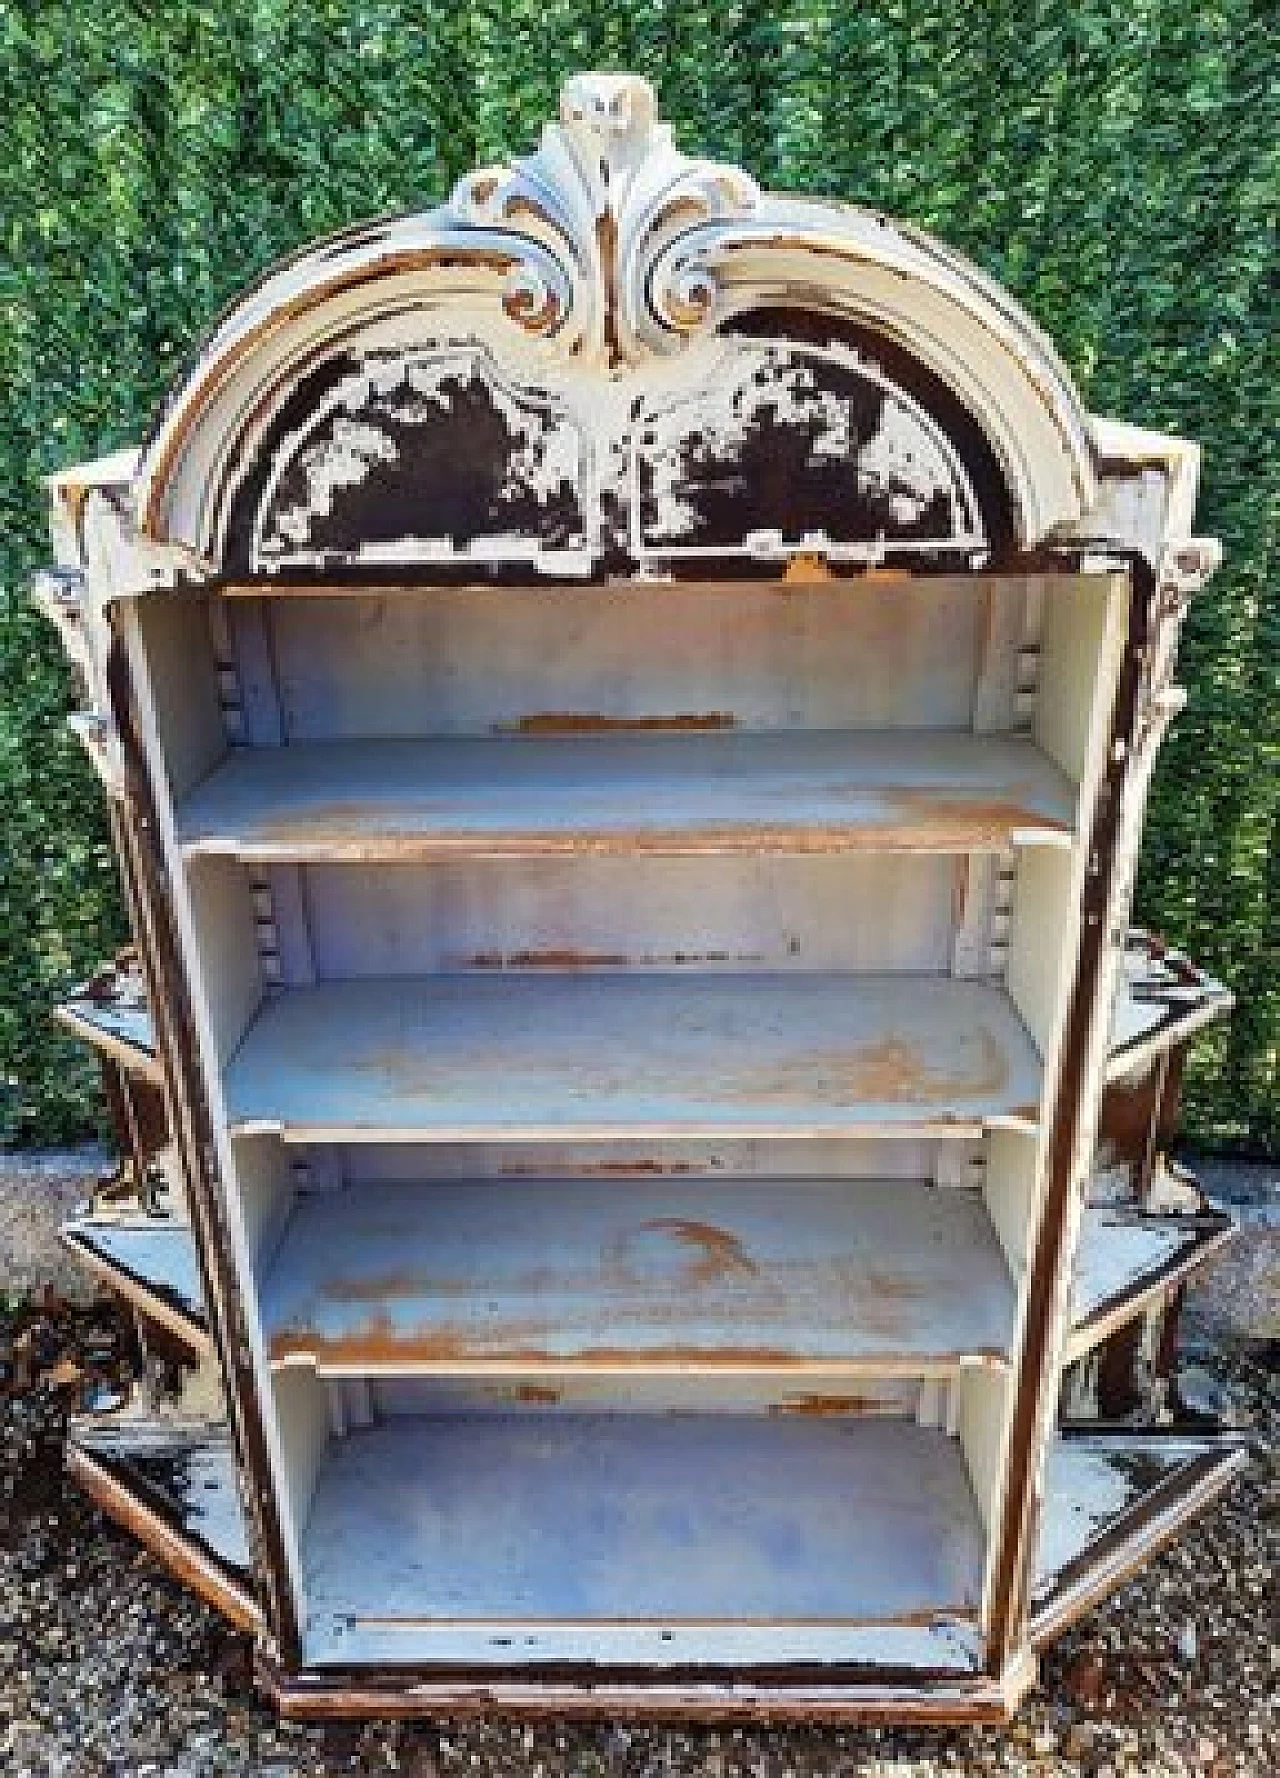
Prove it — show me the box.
[301,1414,985,1668]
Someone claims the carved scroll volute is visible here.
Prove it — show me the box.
[447,73,759,369]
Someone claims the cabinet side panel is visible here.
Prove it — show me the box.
[269,1368,328,1574]
[1035,576,1127,784]
[1005,850,1075,1059]
[120,599,309,1632]
[183,857,264,1061]
[132,595,228,798]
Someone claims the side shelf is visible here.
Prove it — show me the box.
[1066,1203,1234,1365]
[60,1212,209,1356]
[67,1414,261,1634]
[1031,1433,1248,1647]
[1107,933,1233,1084]
[53,955,159,1082]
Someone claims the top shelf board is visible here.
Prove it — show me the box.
[174,732,1078,863]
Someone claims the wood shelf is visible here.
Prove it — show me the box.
[301,1414,986,1667]
[55,975,158,1080]
[261,1178,1016,1375]
[223,974,1043,1142]
[174,732,1077,862]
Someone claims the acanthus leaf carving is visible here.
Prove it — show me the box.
[446,73,759,369]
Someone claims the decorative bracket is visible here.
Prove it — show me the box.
[31,568,126,798]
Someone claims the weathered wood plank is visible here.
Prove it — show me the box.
[260,1178,1016,1374]
[175,732,1077,862]
[222,974,1044,1142]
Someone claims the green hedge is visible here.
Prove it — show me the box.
[2,4,1276,1150]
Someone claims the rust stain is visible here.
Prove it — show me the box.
[497,1157,703,1177]
[352,1022,1009,1110]
[686,1027,1010,1109]
[499,711,738,734]
[272,1237,933,1363]
[270,1316,815,1369]
[622,1217,759,1286]
[783,552,833,583]
[466,950,750,971]
[833,1030,1005,1103]
[466,948,630,970]
[317,1272,457,1305]
[511,1383,561,1405]
[769,1393,895,1417]
[883,786,1068,837]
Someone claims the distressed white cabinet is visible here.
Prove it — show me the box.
[39,74,1244,1721]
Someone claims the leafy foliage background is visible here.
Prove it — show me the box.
[1,3,1276,1149]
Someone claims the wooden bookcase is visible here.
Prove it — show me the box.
[37,74,1246,1720]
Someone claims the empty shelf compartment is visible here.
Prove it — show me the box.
[261,1178,1017,1374]
[175,732,1078,861]
[301,1414,987,1666]
[224,974,1043,1142]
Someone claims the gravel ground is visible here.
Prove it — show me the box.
[0,1154,1275,1777]
[0,1148,109,1305]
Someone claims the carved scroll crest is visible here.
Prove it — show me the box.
[447,73,759,368]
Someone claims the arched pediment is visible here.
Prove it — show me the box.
[135,72,1098,578]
